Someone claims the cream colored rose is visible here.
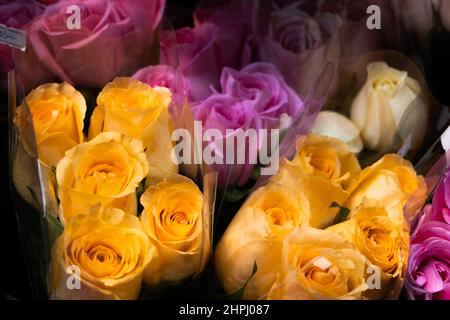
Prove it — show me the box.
[215,183,310,299]
[312,111,363,153]
[56,132,148,225]
[345,154,426,226]
[50,206,156,300]
[140,174,203,285]
[267,227,368,300]
[14,82,86,167]
[328,207,409,299]
[350,61,427,152]
[89,77,177,183]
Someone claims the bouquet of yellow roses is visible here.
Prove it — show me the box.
[7,2,216,299]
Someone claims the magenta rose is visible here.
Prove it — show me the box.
[406,220,450,300]
[219,62,303,128]
[421,172,450,225]
[13,0,165,89]
[253,0,342,96]
[160,21,250,102]
[132,64,189,109]
[192,94,262,186]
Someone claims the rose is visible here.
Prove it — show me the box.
[140,174,203,285]
[345,154,426,226]
[253,0,342,96]
[290,134,361,187]
[160,22,250,102]
[132,65,190,110]
[14,82,86,167]
[420,170,450,224]
[13,0,165,89]
[56,132,148,225]
[328,207,409,299]
[270,134,360,228]
[215,183,310,299]
[267,227,368,300]
[0,0,45,78]
[50,206,156,300]
[89,77,177,184]
[406,220,450,300]
[219,62,303,128]
[312,111,363,154]
[192,94,261,186]
[350,62,428,153]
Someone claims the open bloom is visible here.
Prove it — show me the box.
[345,154,426,226]
[328,207,409,299]
[406,220,450,300]
[56,132,148,225]
[215,183,310,299]
[267,227,368,300]
[50,206,156,300]
[140,174,204,285]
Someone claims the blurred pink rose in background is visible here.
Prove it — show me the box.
[13,0,165,90]
[0,0,46,85]
[160,2,251,102]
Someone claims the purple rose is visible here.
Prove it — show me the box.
[219,62,303,128]
[132,64,189,109]
[406,220,450,300]
[13,0,164,89]
[160,21,250,102]
[253,0,342,96]
[192,94,262,186]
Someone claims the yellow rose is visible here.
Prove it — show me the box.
[14,82,86,167]
[328,207,409,299]
[267,227,368,300]
[291,134,361,186]
[269,134,360,228]
[56,132,148,225]
[345,154,426,225]
[215,183,310,299]
[89,77,177,183]
[50,206,156,300]
[140,174,204,285]
[350,61,427,152]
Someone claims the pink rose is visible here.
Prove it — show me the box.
[160,21,250,102]
[13,0,165,89]
[192,94,262,186]
[219,62,303,128]
[0,0,45,80]
[132,64,189,110]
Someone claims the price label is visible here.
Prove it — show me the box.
[0,24,26,51]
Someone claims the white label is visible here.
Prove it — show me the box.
[0,24,26,51]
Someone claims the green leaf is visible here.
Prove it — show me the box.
[330,201,350,224]
[223,262,258,300]
[250,166,261,180]
[224,187,250,202]
[46,214,63,247]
